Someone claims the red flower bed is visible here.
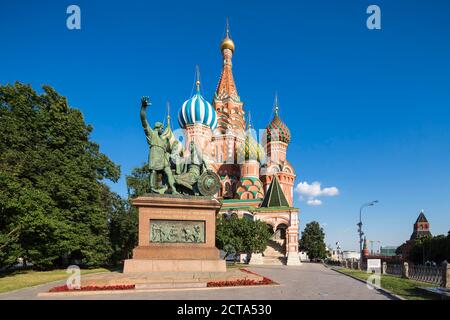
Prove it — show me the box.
[49,284,135,292]
[207,270,275,288]
[207,278,273,287]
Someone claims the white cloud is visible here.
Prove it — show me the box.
[307,199,322,206]
[295,181,339,206]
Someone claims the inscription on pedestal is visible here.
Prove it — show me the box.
[150,219,205,243]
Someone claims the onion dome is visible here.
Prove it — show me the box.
[178,77,218,130]
[236,177,264,200]
[221,36,235,53]
[237,125,265,162]
[266,95,291,144]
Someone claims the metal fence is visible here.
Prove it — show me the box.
[408,264,443,286]
[335,260,445,286]
[385,264,402,276]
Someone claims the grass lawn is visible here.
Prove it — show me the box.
[336,267,439,300]
[0,267,111,294]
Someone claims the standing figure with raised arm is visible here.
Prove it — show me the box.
[140,96,178,194]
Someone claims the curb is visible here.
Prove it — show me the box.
[0,279,65,297]
[38,268,279,297]
[325,265,405,300]
[0,270,111,297]
[37,283,281,298]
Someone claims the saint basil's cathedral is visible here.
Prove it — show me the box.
[167,23,301,265]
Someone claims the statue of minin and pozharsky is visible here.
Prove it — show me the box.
[140,96,220,197]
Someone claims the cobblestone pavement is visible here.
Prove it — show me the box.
[0,262,390,300]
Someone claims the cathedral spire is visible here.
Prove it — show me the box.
[213,19,245,134]
[195,65,201,92]
[247,110,252,129]
[267,92,291,144]
[215,18,239,101]
[274,91,279,116]
[221,17,235,54]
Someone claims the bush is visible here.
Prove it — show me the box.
[216,213,271,258]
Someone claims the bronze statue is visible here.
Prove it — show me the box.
[173,141,203,193]
[169,140,186,175]
[140,97,178,194]
[140,96,220,196]
[173,141,220,196]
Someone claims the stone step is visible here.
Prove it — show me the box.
[264,249,285,256]
[262,256,286,266]
[264,239,286,256]
[135,282,207,290]
[264,255,285,259]
[262,261,284,266]
[264,247,284,255]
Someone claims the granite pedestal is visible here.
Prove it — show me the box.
[124,194,226,273]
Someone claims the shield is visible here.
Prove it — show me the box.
[197,170,220,196]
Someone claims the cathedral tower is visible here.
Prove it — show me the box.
[178,67,218,162]
[410,210,432,240]
[171,21,302,265]
[211,20,246,195]
[261,94,296,206]
[236,119,265,200]
[214,19,245,134]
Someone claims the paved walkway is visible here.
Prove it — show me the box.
[0,263,390,300]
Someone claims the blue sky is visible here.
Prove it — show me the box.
[1,0,450,251]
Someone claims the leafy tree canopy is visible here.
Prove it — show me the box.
[0,82,121,269]
[299,221,327,260]
[408,232,450,264]
[216,214,271,259]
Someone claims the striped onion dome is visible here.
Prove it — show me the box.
[266,107,291,144]
[178,80,218,130]
[237,126,265,162]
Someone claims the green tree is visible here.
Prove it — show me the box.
[299,221,327,260]
[409,233,450,264]
[106,190,137,264]
[0,82,120,269]
[126,164,151,198]
[216,214,243,259]
[106,164,149,264]
[216,214,271,260]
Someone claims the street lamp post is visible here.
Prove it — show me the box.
[358,200,379,255]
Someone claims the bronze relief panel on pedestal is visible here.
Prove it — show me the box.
[149,219,206,243]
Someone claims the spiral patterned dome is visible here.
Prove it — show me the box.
[237,127,265,162]
[266,109,291,144]
[178,81,218,130]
